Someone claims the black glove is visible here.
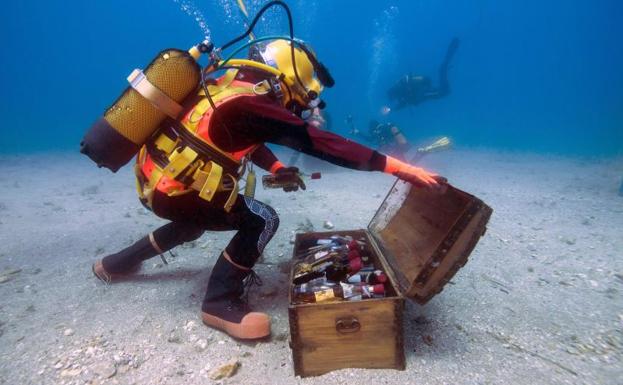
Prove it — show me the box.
[274,167,306,192]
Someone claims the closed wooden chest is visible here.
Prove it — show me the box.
[288,181,493,377]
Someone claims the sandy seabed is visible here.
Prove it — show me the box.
[0,148,621,385]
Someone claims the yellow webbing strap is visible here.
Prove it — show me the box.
[162,146,198,180]
[188,86,256,128]
[135,147,148,200]
[134,163,146,200]
[134,146,166,208]
[223,174,239,212]
[145,167,164,205]
[188,69,256,128]
[198,69,239,97]
[192,162,222,202]
[154,134,178,154]
[189,164,238,211]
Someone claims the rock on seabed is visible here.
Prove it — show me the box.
[208,359,240,380]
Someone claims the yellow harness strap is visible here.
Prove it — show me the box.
[189,166,239,212]
[198,69,239,97]
[190,162,222,202]
[162,146,198,180]
[223,175,239,212]
[134,147,164,207]
[154,134,178,154]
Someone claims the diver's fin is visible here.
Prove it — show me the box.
[417,136,452,154]
[411,136,452,163]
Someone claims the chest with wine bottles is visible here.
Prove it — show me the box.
[288,180,493,377]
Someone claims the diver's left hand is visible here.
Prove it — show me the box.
[385,156,447,192]
[274,166,306,192]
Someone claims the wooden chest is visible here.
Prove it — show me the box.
[288,181,493,377]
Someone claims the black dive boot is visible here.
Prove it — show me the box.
[92,235,160,283]
[201,252,270,340]
[92,222,204,283]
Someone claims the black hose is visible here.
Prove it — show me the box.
[221,1,292,50]
[219,0,307,95]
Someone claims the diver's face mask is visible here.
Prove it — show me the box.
[291,96,326,121]
[255,39,333,119]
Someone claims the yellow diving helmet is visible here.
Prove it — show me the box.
[259,39,333,115]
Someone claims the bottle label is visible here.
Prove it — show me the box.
[340,282,355,298]
[313,251,329,260]
[314,289,336,303]
[361,285,372,298]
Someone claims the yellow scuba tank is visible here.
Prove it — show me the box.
[80,43,210,172]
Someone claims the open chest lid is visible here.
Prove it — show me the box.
[368,180,492,304]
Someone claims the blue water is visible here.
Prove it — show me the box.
[1,0,622,155]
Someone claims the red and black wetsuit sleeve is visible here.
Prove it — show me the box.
[250,144,283,173]
[211,95,387,171]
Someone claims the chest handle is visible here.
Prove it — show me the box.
[335,317,361,334]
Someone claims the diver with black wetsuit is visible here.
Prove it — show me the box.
[349,118,410,160]
[387,37,460,111]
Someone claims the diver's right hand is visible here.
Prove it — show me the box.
[274,166,306,192]
[384,156,447,191]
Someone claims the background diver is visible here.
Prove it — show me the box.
[346,115,452,162]
[385,37,460,113]
[347,115,410,160]
[86,35,448,341]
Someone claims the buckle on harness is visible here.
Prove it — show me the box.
[269,77,284,100]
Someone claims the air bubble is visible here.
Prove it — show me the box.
[173,0,211,41]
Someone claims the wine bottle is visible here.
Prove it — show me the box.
[293,282,385,304]
[324,257,363,282]
[347,270,388,284]
[293,257,363,285]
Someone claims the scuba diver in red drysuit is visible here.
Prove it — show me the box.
[91,38,446,340]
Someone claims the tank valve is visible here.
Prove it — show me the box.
[198,40,214,54]
[189,40,214,60]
